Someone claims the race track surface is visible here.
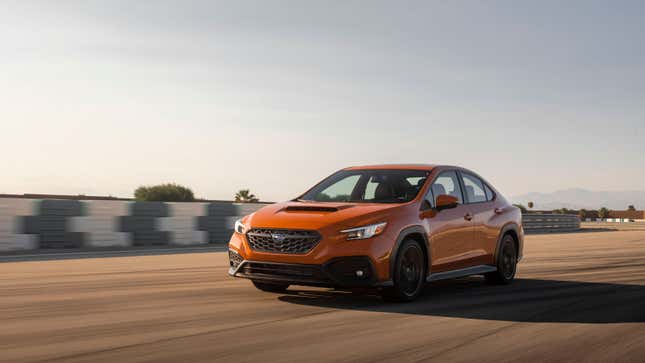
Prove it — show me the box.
[1,231,644,362]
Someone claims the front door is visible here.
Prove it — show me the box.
[422,170,474,272]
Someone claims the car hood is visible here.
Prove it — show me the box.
[244,201,405,232]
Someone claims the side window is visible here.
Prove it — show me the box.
[363,176,379,200]
[430,171,463,204]
[484,183,495,201]
[461,173,487,203]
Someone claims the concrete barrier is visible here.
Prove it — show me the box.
[0,198,266,252]
[522,214,581,233]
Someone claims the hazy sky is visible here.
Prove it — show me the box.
[1,1,644,201]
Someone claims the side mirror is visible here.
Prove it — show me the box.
[436,194,459,211]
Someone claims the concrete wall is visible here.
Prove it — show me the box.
[0,198,265,252]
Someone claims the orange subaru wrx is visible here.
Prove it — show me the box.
[228,165,523,302]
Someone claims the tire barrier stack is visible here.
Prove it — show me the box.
[522,214,581,234]
[0,198,266,252]
[197,202,243,243]
[121,202,171,247]
[0,199,37,251]
[159,203,208,245]
[24,200,86,249]
[68,201,130,247]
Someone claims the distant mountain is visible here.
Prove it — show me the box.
[511,188,645,210]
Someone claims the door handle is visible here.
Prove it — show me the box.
[464,213,473,221]
[494,208,504,214]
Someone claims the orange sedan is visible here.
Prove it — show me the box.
[229,165,523,302]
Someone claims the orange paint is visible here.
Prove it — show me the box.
[229,164,523,300]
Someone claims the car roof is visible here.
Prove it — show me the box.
[343,164,438,171]
[342,164,474,173]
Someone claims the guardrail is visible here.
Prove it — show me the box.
[522,214,581,234]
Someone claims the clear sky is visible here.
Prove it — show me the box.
[1,1,644,202]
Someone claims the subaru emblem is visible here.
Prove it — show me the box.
[271,233,287,243]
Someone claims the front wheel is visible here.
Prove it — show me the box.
[485,234,517,285]
[252,281,290,293]
[382,239,426,302]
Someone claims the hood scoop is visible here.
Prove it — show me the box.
[283,205,350,213]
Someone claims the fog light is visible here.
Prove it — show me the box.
[355,270,364,277]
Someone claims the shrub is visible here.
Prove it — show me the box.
[134,183,195,202]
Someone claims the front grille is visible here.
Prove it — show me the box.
[246,228,321,254]
[229,250,243,268]
[239,262,330,283]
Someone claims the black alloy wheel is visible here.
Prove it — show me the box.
[383,239,425,302]
[485,234,517,284]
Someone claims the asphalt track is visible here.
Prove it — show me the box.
[1,231,644,362]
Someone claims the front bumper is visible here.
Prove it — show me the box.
[228,250,391,288]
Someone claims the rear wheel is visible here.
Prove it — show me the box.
[252,281,290,293]
[382,239,426,302]
[485,234,517,285]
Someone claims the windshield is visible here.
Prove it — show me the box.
[299,170,429,204]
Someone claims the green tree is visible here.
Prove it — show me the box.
[578,209,587,220]
[553,208,574,215]
[513,203,527,214]
[134,183,195,202]
[598,207,610,219]
[628,205,636,211]
[235,189,259,203]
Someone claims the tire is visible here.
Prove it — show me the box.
[252,281,290,293]
[485,234,517,285]
[382,239,426,302]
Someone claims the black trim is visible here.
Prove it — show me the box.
[426,264,497,282]
[230,256,392,288]
[494,222,522,264]
[390,226,431,280]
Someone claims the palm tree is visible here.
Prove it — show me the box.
[235,189,259,203]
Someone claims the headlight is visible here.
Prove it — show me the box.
[340,222,387,240]
[234,219,246,234]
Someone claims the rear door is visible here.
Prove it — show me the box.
[459,171,497,266]
[423,170,474,272]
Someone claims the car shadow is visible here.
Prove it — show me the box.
[278,278,645,324]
